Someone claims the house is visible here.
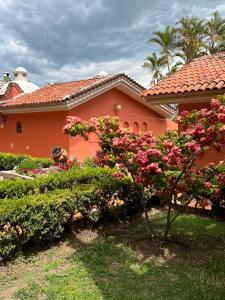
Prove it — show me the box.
[0,67,39,100]
[142,52,225,165]
[0,72,176,161]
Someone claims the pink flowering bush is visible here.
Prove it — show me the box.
[189,161,225,208]
[28,160,80,177]
[63,96,225,244]
[54,159,80,171]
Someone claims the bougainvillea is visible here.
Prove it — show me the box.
[63,96,225,243]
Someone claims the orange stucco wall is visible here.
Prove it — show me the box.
[179,102,224,166]
[0,87,176,161]
[0,111,69,157]
[68,88,176,160]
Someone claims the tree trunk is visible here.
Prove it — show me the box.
[166,54,171,74]
[139,188,155,239]
[161,155,196,246]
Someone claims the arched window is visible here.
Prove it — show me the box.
[142,122,147,132]
[133,122,139,133]
[123,121,129,129]
[16,121,22,133]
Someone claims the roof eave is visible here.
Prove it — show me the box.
[144,88,225,105]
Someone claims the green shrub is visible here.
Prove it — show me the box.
[16,159,46,174]
[0,152,52,171]
[0,187,81,260]
[0,153,27,171]
[82,157,96,168]
[0,177,141,261]
[0,167,115,200]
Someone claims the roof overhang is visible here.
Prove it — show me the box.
[1,76,174,118]
[144,89,225,105]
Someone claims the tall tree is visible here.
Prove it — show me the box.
[144,10,225,83]
[143,52,166,85]
[176,17,207,63]
[149,26,177,73]
[205,11,225,54]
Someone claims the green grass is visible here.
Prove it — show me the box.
[0,212,225,300]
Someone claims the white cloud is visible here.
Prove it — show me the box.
[0,0,224,87]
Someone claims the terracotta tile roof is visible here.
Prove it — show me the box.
[142,53,225,97]
[0,74,144,109]
[0,77,103,108]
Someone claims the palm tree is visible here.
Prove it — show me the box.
[176,17,207,63]
[205,11,225,54]
[149,26,177,74]
[170,61,183,74]
[143,52,166,85]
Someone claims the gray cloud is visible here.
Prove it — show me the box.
[0,0,224,87]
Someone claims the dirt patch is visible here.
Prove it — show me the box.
[75,229,99,244]
[70,211,225,268]
[0,287,19,300]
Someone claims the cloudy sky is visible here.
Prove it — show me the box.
[0,0,225,88]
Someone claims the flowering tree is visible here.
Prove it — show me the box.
[64,96,225,245]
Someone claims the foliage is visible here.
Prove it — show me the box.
[64,96,225,243]
[0,176,141,261]
[189,161,225,208]
[176,16,207,63]
[149,25,177,73]
[143,52,166,85]
[0,152,52,171]
[82,157,97,168]
[205,11,225,55]
[0,166,114,200]
[145,10,225,83]
[16,159,47,174]
[20,160,81,177]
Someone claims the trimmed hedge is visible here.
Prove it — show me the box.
[0,178,141,261]
[0,152,52,171]
[0,186,90,260]
[0,167,114,200]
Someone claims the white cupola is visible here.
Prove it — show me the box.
[13,67,28,81]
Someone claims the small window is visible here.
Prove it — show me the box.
[22,74,27,78]
[16,121,22,133]
[15,74,18,77]
[142,122,147,132]
[123,121,129,128]
[133,122,139,133]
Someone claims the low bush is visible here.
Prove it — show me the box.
[0,152,52,171]
[16,159,47,174]
[190,162,225,208]
[0,187,83,260]
[0,177,141,261]
[0,167,114,200]
[82,157,96,168]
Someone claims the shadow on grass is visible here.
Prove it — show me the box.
[13,212,225,300]
[64,214,225,300]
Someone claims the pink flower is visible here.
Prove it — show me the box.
[180,110,189,117]
[185,140,202,155]
[204,181,212,188]
[211,99,221,109]
[112,172,125,180]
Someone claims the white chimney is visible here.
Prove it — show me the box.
[13,67,28,81]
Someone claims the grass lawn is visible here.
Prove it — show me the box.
[0,211,225,300]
